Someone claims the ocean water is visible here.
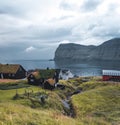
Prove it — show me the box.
[1,60,120,76]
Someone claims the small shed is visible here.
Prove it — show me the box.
[43,78,55,90]
[102,70,120,81]
[27,71,42,85]
[0,64,27,79]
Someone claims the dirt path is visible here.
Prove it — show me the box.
[0,79,19,83]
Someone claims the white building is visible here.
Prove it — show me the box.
[59,70,74,80]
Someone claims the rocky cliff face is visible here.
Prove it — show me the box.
[54,38,120,61]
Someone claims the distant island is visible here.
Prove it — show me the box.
[54,38,120,61]
[48,59,54,61]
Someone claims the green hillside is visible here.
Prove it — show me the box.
[0,77,120,125]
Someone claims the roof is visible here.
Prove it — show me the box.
[102,70,120,76]
[39,69,56,79]
[0,64,21,74]
[28,71,40,79]
[28,69,60,79]
[46,78,55,86]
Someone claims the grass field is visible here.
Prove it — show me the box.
[0,77,120,125]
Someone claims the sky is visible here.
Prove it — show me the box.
[0,0,120,60]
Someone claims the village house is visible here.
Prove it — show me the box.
[43,78,55,90]
[0,64,27,79]
[102,70,120,81]
[27,69,66,90]
[27,69,60,84]
[43,78,65,90]
[27,71,43,85]
[59,69,74,80]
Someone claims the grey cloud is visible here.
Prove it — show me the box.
[0,10,5,14]
[0,30,17,35]
[87,24,98,31]
[71,11,120,44]
[81,0,102,12]
[90,15,120,39]
[0,41,56,60]
[92,26,120,38]
[0,6,19,16]
[0,25,69,47]
[0,0,35,18]
[21,26,72,41]
[60,1,73,10]
[0,0,120,59]
[50,15,74,22]
[0,1,25,18]
[0,44,25,60]
[59,15,74,20]
[37,27,71,39]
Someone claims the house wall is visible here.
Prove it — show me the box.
[0,73,16,79]
[43,81,55,90]
[27,74,36,84]
[0,73,4,79]
[103,75,120,81]
[59,70,74,80]
[0,66,26,79]
[15,66,26,79]
[103,75,111,81]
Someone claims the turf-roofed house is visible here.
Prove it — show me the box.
[0,64,27,79]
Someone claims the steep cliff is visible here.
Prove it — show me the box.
[54,38,120,61]
[54,43,95,60]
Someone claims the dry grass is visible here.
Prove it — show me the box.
[0,102,77,125]
[0,79,19,83]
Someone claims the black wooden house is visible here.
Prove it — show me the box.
[0,64,27,79]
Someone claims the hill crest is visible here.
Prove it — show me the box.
[54,38,120,61]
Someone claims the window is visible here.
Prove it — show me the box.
[19,67,22,71]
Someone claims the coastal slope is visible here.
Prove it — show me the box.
[54,38,120,61]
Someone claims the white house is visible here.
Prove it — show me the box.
[59,70,74,80]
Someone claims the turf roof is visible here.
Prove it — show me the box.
[0,64,21,74]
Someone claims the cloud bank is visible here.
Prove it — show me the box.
[0,0,120,59]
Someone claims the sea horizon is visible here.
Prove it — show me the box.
[1,59,120,77]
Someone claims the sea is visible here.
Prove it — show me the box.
[1,59,120,76]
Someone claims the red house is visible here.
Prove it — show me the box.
[102,70,120,81]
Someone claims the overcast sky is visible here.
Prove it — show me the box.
[0,0,120,60]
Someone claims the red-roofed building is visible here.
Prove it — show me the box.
[102,70,120,81]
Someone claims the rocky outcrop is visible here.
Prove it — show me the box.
[54,38,120,61]
[54,43,95,60]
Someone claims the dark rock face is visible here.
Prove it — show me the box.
[54,38,120,61]
[54,43,95,60]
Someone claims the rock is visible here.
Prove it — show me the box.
[90,38,120,60]
[54,38,120,61]
[54,43,95,61]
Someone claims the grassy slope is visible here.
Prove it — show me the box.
[0,77,120,125]
[71,77,120,125]
[0,80,76,125]
[72,86,120,125]
[0,102,76,125]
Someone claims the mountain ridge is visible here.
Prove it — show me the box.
[54,38,120,61]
